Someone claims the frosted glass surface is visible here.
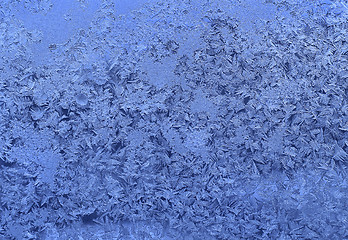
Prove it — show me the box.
[0,0,347,239]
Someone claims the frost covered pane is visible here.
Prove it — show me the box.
[1,0,348,239]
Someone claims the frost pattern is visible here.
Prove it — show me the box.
[1,0,348,239]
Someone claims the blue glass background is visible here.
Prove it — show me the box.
[0,0,347,239]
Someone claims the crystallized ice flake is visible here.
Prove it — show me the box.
[75,93,88,106]
[30,106,45,120]
[333,143,348,162]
